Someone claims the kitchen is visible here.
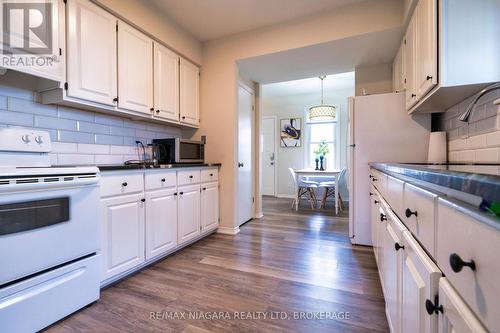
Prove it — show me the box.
[0,0,499,332]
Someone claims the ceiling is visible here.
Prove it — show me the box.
[148,0,366,41]
[238,27,403,84]
[263,72,355,98]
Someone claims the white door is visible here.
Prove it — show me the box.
[405,14,418,110]
[153,42,179,122]
[261,117,276,196]
[416,0,438,98]
[179,58,199,126]
[401,231,441,333]
[117,21,153,114]
[237,85,254,226]
[66,0,117,106]
[201,182,219,232]
[101,193,145,281]
[145,188,177,260]
[178,184,201,244]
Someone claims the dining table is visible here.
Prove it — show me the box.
[294,168,341,214]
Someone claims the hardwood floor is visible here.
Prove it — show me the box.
[46,197,388,333]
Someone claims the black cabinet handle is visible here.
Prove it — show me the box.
[380,213,387,222]
[426,75,433,80]
[405,208,418,218]
[425,296,443,315]
[141,198,145,202]
[161,178,166,182]
[394,242,405,251]
[238,162,244,168]
[449,253,476,273]
[411,93,416,98]
[122,182,128,187]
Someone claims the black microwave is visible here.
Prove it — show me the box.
[152,138,205,164]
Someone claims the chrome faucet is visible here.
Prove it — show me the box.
[459,82,500,122]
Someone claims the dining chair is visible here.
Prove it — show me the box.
[289,168,318,211]
[319,168,347,210]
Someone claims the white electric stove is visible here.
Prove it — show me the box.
[0,128,101,333]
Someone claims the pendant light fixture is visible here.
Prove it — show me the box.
[309,75,336,121]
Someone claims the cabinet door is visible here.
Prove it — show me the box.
[178,184,200,244]
[438,278,487,333]
[201,182,219,232]
[370,188,380,261]
[415,0,438,98]
[180,58,200,126]
[153,42,179,122]
[145,188,177,260]
[117,21,153,114]
[66,0,117,106]
[392,43,405,93]
[401,231,441,333]
[405,14,418,110]
[101,193,145,281]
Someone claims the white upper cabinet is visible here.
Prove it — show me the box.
[66,0,117,106]
[415,0,437,98]
[117,21,153,114]
[180,58,200,127]
[153,42,180,122]
[392,41,405,93]
[404,14,418,110]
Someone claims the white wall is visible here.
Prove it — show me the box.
[197,0,404,232]
[262,87,353,197]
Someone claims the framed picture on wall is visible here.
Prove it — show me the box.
[280,118,302,147]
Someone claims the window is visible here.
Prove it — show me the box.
[305,107,338,170]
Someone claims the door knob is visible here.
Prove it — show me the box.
[238,162,244,168]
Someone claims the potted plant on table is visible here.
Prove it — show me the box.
[313,141,329,171]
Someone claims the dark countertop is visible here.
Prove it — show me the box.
[370,162,500,215]
[98,163,222,171]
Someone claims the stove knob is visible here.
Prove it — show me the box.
[35,135,43,144]
[21,134,31,143]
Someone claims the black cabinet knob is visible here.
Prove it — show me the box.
[161,178,166,182]
[394,242,405,251]
[209,173,214,176]
[150,107,154,111]
[449,253,476,273]
[141,198,146,202]
[372,177,378,182]
[380,213,387,222]
[405,208,418,218]
[189,175,193,179]
[113,97,118,102]
[426,75,433,80]
[374,200,379,204]
[156,110,160,114]
[182,116,186,119]
[173,192,178,196]
[179,192,184,195]
[238,162,244,168]
[425,296,443,315]
[411,93,416,98]
[122,182,128,187]
[202,187,206,191]
[369,175,373,179]
[369,192,374,196]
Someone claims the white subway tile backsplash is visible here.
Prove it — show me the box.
[58,154,94,165]
[486,131,500,147]
[51,142,78,153]
[466,133,487,149]
[35,115,77,130]
[0,110,34,126]
[109,126,135,136]
[78,121,110,134]
[78,143,109,155]
[110,145,136,155]
[95,155,124,165]
[95,134,123,145]
[474,148,499,163]
[94,113,124,127]
[8,97,57,116]
[458,150,475,163]
[0,96,7,109]
[58,130,95,144]
[57,106,95,122]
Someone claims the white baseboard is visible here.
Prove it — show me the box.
[255,211,263,218]
[217,226,240,235]
[276,194,295,199]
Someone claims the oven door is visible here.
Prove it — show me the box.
[177,140,204,163]
[0,178,100,286]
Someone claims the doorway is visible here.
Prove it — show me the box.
[237,83,255,226]
[261,116,276,196]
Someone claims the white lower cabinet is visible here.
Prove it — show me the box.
[145,187,177,260]
[177,184,201,244]
[101,193,145,281]
[201,182,219,232]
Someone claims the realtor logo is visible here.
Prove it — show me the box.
[2,2,52,55]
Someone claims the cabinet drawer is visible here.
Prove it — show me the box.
[145,171,176,190]
[386,175,404,218]
[438,277,487,333]
[201,168,218,183]
[177,169,201,186]
[403,183,437,257]
[437,198,500,333]
[100,172,144,197]
[370,169,387,195]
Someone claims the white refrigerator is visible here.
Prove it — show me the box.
[347,92,431,246]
